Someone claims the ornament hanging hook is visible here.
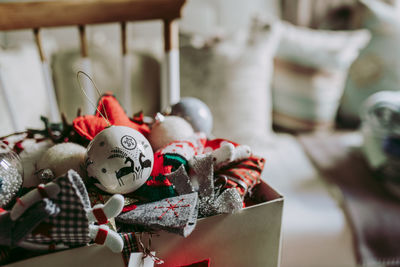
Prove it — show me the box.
[76,71,111,126]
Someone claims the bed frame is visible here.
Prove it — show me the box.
[0,0,186,130]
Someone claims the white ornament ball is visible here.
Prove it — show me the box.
[19,138,53,187]
[86,126,154,194]
[148,115,195,152]
[37,142,86,178]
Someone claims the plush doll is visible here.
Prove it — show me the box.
[10,183,60,220]
[0,185,60,247]
[10,170,124,253]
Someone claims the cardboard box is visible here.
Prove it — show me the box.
[5,181,283,267]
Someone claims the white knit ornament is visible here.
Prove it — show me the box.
[148,115,195,152]
[37,143,86,178]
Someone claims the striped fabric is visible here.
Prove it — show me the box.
[119,232,139,266]
[216,156,265,197]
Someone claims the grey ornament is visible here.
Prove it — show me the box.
[116,193,199,237]
[167,165,195,195]
[213,188,243,214]
[168,154,243,218]
[198,188,242,217]
[171,97,213,135]
[190,155,215,198]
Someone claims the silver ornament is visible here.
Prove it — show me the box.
[171,97,213,135]
[0,141,23,207]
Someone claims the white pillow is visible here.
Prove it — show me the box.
[180,22,280,143]
[276,21,371,70]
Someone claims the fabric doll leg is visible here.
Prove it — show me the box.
[0,211,13,246]
[12,199,59,246]
[89,224,124,253]
[10,183,60,221]
[86,194,124,224]
[0,199,59,246]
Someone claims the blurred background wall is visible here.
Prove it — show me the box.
[1,0,400,139]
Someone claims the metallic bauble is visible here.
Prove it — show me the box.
[171,97,213,135]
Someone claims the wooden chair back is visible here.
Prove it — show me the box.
[0,0,186,130]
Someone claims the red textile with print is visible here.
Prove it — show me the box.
[204,138,239,150]
[217,155,265,196]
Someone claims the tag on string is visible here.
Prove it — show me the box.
[128,252,156,267]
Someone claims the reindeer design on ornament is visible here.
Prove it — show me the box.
[109,148,151,186]
[114,157,134,186]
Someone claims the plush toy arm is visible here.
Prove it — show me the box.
[10,183,60,221]
[86,194,124,224]
[89,224,124,253]
[210,142,235,167]
[210,143,251,169]
[234,145,252,160]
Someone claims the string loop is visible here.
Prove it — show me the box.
[76,71,111,126]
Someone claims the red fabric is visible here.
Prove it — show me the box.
[14,140,24,154]
[94,228,108,245]
[149,153,174,187]
[149,136,208,183]
[204,138,239,150]
[92,207,108,225]
[0,208,6,214]
[121,204,137,213]
[73,93,150,141]
[216,155,265,196]
[178,259,210,267]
